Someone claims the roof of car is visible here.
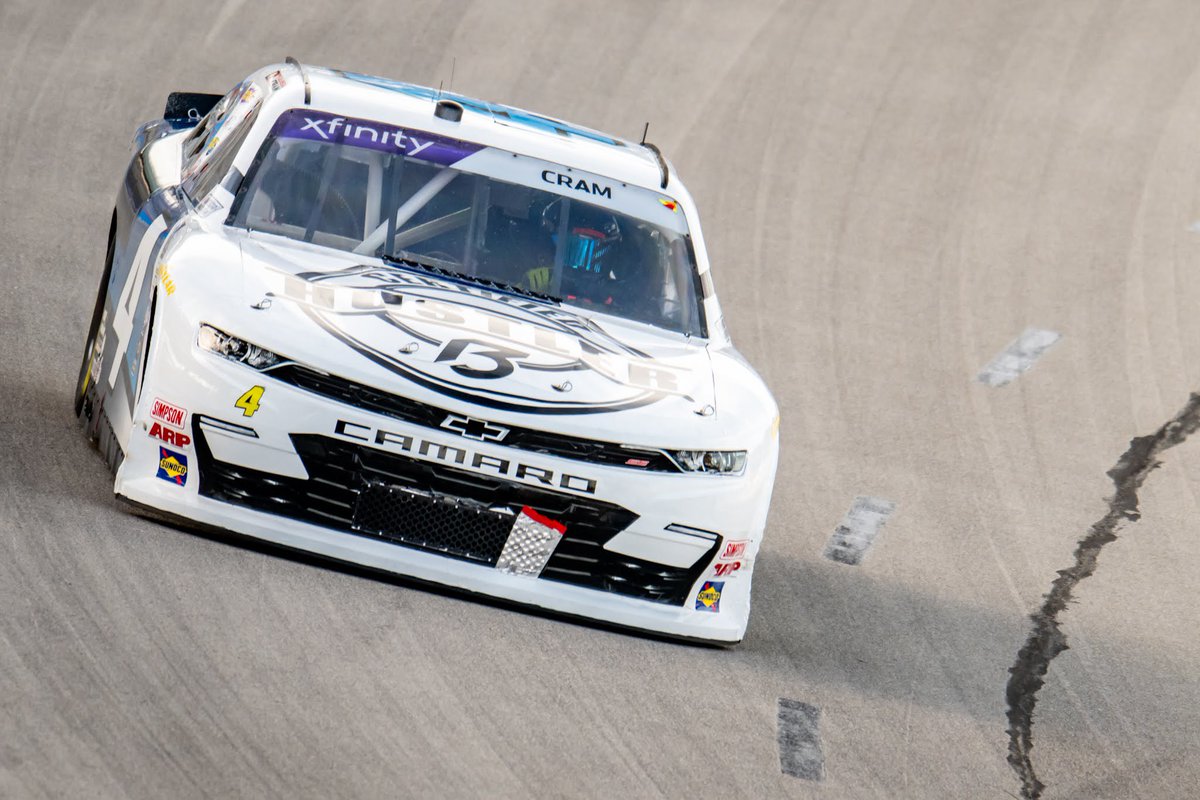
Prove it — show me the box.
[291,63,672,192]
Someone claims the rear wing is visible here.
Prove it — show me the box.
[163,92,223,129]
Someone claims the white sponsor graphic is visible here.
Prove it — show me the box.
[107,216,168,389]
[271,265,693,413]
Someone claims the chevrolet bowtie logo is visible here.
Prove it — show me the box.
[440,413,510,442]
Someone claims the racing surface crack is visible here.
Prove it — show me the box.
[1005,393,1200,799]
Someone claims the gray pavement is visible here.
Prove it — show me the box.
[3,1,1200,797]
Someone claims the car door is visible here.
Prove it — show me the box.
[95,80,261,452]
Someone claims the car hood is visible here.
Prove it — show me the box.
[237,236,720,442]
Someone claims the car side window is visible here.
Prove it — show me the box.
[181,81,263,201]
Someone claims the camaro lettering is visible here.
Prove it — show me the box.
[335,420,597,494]
[418,440,467,465]
[541,170,612,199]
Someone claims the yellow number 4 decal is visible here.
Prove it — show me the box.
[235,385,265,417]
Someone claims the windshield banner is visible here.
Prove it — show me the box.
[272,109,483,166]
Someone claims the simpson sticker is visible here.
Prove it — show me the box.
[156,447,188,486]
[720,540,749,560]
[695,581,723,613]
[150,398,186,429]
[149,422,191,448]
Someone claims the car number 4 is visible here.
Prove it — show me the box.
[235,385,265,417]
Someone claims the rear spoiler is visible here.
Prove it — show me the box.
[163,92,223,129]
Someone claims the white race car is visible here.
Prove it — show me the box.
[76,61,779,644]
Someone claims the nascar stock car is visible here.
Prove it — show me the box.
[75,60,779,643]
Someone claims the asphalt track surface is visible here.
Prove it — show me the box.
[4,1,1200,798]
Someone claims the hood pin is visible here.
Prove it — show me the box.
[552,381,573,393]
[695,404,715,417]
[399,342,420,354]
[251,296,272,310]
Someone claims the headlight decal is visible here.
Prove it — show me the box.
[668,449,747,475]
[197,323,285,370]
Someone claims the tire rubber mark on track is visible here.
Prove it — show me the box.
[1005,393,1200,799]
[777,698,824,781]
[824,496,896,566]
[976,328,1061,387]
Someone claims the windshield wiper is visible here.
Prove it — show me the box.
[380,252,562,304]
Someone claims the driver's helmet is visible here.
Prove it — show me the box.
[558,205,622,304]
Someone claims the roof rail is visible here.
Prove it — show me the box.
[285,56,311,105]
[641,142,669,189]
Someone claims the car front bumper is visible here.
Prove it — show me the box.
[114,318,777,643]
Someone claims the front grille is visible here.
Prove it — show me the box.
[193,422,716,605]
[262,362,680,472]
[353,483,514,563]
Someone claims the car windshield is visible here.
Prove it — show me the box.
[230,110,706,336]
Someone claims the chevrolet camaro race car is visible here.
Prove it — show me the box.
[75,61,779,644]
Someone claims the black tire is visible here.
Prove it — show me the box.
[75,211,118,421]
[95,407,124,476]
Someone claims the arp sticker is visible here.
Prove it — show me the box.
[150,398,186,429]
[156,447,188,486]
[720,540,749,560]
[695,581,723,613]
[149,422,191,448]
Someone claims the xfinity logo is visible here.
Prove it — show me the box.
[299,116,436,157]
[334,420,597,495]
[441,413,509,442]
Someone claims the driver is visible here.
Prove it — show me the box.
[525,199,625,306]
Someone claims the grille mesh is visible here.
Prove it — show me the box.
[353,483,514,564]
